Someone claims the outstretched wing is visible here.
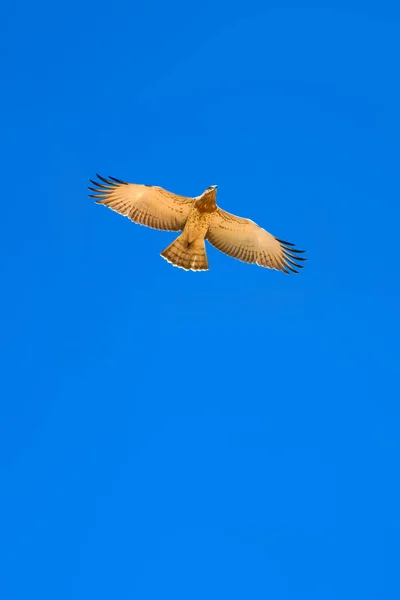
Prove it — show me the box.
[206,209,306,273]
[88,174,194,231]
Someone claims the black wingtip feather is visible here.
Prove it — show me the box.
[276,236,307,255]
[285,257,303,270]
[285,253,307,262]
[108,175,127,184]
[96,173,113,185]
[89,179,111,189]
[276,237,295,246]
[285,262,299,274]
[287,248,306,254]
[87,186,104,194]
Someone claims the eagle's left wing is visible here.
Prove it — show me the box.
[88,175,194,231]
[206,209,306,273]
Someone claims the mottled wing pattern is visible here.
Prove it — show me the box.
[206,209,306,273]
[88,175,194,231]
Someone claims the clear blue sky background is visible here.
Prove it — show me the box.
[1,1,399,598]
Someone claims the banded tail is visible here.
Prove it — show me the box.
[160,234,209,272]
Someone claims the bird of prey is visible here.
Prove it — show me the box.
[88,174,306,273]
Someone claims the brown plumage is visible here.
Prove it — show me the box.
[88,175,306,273]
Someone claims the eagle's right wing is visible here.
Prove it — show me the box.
[88,175,194,231]
[206,209,306,273]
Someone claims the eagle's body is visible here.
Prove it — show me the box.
[160,188,217,270]
[88,175,306,273]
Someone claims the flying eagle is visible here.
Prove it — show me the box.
[88,175,306,273]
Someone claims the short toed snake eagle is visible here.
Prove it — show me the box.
[88,175,306,273]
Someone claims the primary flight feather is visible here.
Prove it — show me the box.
[88,175,306,273]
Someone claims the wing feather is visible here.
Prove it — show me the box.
[88,175,194,231]
[206,209,306,273]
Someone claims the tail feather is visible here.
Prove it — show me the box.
[160,234,209,271]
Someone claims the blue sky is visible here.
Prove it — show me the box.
[1,1,400,598]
